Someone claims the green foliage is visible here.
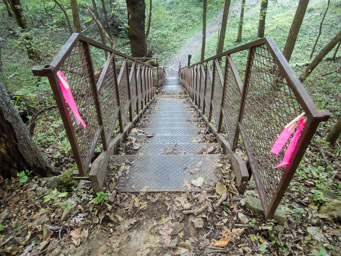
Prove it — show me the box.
[0,224,5,231]
[309,189,326,205]
[43,188,70,209]
[93,192,108,205]
[17,170,31,183]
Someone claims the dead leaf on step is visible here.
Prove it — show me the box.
[133,143,141,150]
[191,177,204,187]
[190,161,202,174]
[183,178,192,192]
[215,182,227,196]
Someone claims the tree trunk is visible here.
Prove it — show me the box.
[54,0,73,35]
[0,83,51,178]
[283,0,309,62]
[332,40,340,60]
[257,0,268,38]
[4,0,13,17]
[91,0,107,47]
[237,0,246,42]
[8,0,41,62]
[101,0,113,40]
[126,0,147,57]
[201,0,207,61]
[217,0,231,54]
[310,0,330,59]
[300,30,341,82]
[146,0,152,39]
[70,0,81,33]
[326,118,341,146]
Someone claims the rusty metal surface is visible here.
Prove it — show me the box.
[111,155,220,192]
[180,37,330,218]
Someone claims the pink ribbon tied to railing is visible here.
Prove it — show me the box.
[271,113,306,169]
[57,71,86,129]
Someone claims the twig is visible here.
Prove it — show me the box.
[183,204,208,216]
[214,192,228,208]
[28,105,57,135]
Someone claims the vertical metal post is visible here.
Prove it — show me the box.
[125,59,133,122]
[112,54,124,132]
[198,65,202,109]
[217,56,229,133]
[208,60,216,122]
[202,62,208,114]
[141,66,145,109]
[83,41,108,151]
[188,54,192,66]
[135,63,139,114]
[232,47,255,151]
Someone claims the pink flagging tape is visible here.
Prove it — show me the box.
[57,71,86,129]
[270,123,296,155]
[274,118,305,169]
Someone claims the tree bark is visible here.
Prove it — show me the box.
[326,118,341,146]
[101,0,113,40]
[0,83,51,178]
[237,0,246,42]
[126,0,147,57]
[4,0,13,17]
[332,40,340,60]
[300,30,341,82]
[91,0,107,47]
[201,0,207,61]
[54,0,73,35]
[283,0,309,62]
[257,0,268,38]
[217,0,231,54]
[70,0,81,33]
[8,0,41,62]
[310,0,330,59]
[146,0,152,39]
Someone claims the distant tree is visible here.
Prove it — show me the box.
[310,0,330,59]
[237,0,246,42]
[257,0,268,38]
[146,0,152,39]
[283,0,309,62]
[54,0,73,35]
[8,0,41,62]
[0,83,51,178]
[300,30,341,82]
[100,0,113,40]
[201,0,207,61]
[126,0,147,57]
[327,118,341,146]
[91,0,106,46]
[217,0,231,54]
[332,41,340,60]
[3,0,12,17]
[70,0,81,33]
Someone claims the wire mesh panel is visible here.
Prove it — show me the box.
[211,60,224,124]
[136,64,142,112]
[200,65,206,112]
[59,41,100,171]
[204,62,213,116]
[97,54,119,145]
[240,45,304,211]
[117,58,130,127]
[221,56,242,146]
[129,62,137,117]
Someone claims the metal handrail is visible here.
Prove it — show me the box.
[181,36,329,219]
[33,33,160,179]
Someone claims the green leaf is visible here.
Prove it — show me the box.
[0,224,5,231]
[319,247,327,256]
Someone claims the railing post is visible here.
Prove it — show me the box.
[217,56,229,133]
[202,62,208,115]
[125,59,133,122]
[135,63,139,114]
[141,66,145,109]
[208,60,216,122]
[112,54,124,133]
[144,67,148,106]
[82,41,108,151]
[198,65,202,109]
[232,47,255,151]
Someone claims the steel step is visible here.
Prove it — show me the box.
[136,128,203,136]
[128,134,205,144]
[110,154,221,192]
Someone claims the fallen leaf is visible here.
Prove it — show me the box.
[213,231,231,248]
[69,228,82,246]
[159,224,173,247]
[191,177,204,187]
[215,182,227,195]
[183,179,192,191]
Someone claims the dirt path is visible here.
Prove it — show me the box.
[167,0,258,71]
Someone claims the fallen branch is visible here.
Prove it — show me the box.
[28,105,57,135]
[183,204,208,216]
[214,192,228,208]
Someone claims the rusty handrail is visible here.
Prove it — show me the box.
[32,33,161,180]
[181,36,329,219]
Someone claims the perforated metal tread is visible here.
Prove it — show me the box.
[111,155,220,192]
[142,121,198,129]
[134,143,220,155]
[138,128,203,136]
[129,135,204,144]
